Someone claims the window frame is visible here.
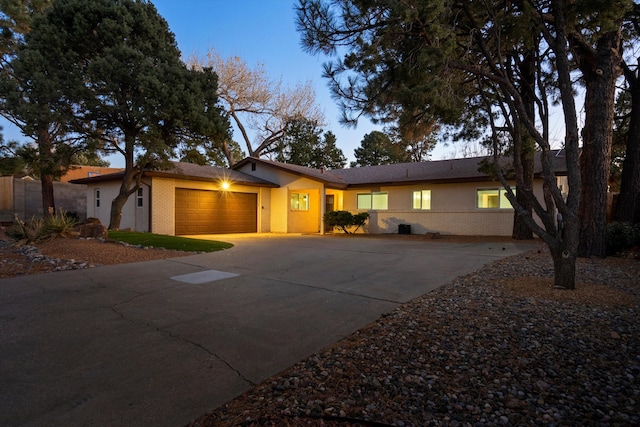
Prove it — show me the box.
[356,192,388,210]
[476,187,514,209]
[290,192,310,211]
[412,190,431,210]
[136,187,143,208]
[95,189,100,208]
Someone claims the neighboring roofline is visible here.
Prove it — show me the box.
[70,171,126,184]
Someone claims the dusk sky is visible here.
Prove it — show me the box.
[1,0,567,166]
[151,0,396,164]
[149,0,572,161]
[2,0,421,167]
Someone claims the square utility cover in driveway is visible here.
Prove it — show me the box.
[171,269,239,284]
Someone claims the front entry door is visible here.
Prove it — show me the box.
[325,194,335,232]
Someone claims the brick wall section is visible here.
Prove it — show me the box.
[150,177,176,235]
[150,177,264,235]
[341,180,547,236]
[365,210,514,236]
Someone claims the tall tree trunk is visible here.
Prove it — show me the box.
[40,173,55,218]
[550,244,577,289]
[37,128,55,218]
[222,139,236,167]
[576,31,622,257]
[108,167,139,230]
[513,50,536,240]
[614,66,640,224]
[544,0,582,289]
[108,135,138,230]
[513,139,535,239]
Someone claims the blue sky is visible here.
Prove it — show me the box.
[150,0,397,164]
[1,0,468,166]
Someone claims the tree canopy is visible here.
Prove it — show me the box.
[296,0,632,289]
[0,0,51,67]
[275,118,346,169]
[188,50,324,166]
[8,0,230,228]
[0,0,81,214]
[351,131,406,167]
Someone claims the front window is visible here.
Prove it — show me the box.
[137,187,143,207]
[95,189,100,208]
[412,190,431,210]
[290,192,309,210]
[476,188,514,209]
[357,192,388,210]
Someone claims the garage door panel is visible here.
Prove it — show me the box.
[175,189,257,235]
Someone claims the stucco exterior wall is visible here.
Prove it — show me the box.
[288,188,320,233]
[85,181,148,231]
[258,187,271,233]
[236,162,324,233]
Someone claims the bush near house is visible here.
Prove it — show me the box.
[324,210,369,234]
[606,222,640,255]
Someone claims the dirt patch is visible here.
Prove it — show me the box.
[36,237,193,265]
[0,231,192,278]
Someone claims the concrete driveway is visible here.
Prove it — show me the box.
[0,235,536,427]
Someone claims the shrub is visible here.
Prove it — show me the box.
[6,214,45,245]
[42,209,78,239]
[324,210,369,234]
[6,209,78,245]
[606,222,640,255]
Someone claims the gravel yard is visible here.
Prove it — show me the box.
[190,249,640,427]
[1,232,638,426]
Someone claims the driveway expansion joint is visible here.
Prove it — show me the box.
[108,305,256,387]
[269,277,404,305]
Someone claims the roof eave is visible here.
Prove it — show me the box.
[145,171,279,188]
[70,169,279,188]
[234,157,346,188]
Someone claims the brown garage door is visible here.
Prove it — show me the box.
[175,188,257,235]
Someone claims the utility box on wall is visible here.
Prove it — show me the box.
[398,223,411,235]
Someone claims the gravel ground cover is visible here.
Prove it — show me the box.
[190,249,640,427]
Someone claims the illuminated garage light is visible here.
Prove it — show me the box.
[221,181,230,190]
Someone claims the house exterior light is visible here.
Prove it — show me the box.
[221,181,230,190]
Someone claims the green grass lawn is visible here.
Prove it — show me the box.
[107,231,233,252]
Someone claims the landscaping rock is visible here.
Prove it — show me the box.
[76,222,108,239]
[190,250,640,427]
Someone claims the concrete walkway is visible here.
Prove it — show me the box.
[0,235,536,427]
